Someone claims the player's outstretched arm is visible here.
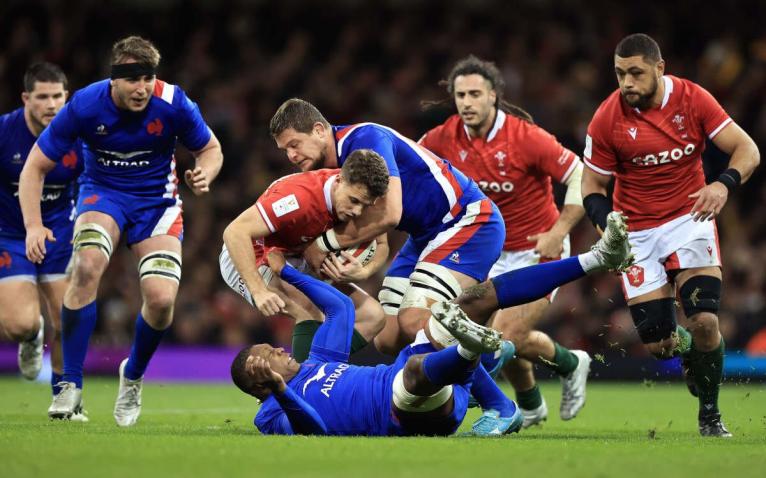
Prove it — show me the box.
[275,258,355,362]
[19,143,58,263]
[185,133,223,196]
[689,122,760,221]
[223,206,286,316]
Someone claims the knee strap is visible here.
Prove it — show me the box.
[391,369,453,412]
[73,222,113,259]
[679,275,721,317]
[628,298,677,344]
[401,262,462,310]
[138,250,182,284]
[378,276,409,316]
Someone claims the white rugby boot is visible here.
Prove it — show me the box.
[521,398,549,428]
[559,350,591,420]
[48,381,82,420]
[430,301,502,354]
[114,358,143,427]
[18,316,44,380]
[590,211,634,272]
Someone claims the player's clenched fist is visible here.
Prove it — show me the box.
[251,289,286,317]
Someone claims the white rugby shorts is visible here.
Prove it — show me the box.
[621,213,721,300]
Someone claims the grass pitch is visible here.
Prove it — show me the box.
[0,378,764,478]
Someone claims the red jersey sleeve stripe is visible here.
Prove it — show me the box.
[255,201,276,233]
[583,157,614,176]
[708,118,733,139]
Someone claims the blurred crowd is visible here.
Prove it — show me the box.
[2,0,766,357]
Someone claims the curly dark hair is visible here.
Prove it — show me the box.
[341,149,390,199]
[424,54,533,123]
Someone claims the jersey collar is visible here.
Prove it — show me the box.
[660,75,673,109]
[463,109,506,143]
[323,174,337,214]
[633,76,674,114]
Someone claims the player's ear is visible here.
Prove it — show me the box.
[21,91,29,104]
[655,59,665,77]
[314,121,326,137]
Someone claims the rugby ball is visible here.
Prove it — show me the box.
[335,239,377,266]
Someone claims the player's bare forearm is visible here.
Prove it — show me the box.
[222,212,271,296]
[19,145,56,228]
[361,233,389,278]
[550,204,584,237]
[192,134,224,186]
[712,122,760,183]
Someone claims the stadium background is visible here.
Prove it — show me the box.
[1,0,765,380]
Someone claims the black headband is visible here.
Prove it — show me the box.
[110,63,156,79]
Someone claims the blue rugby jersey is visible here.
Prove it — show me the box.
[333,123,486,239]
[254,266,399,436]
[0,107,80,238]
[36,79,211,199]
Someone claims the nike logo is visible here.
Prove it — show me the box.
[302,364,327,395]
[628,127,637,140]
[96,149,153,159]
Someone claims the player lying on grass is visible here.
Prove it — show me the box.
[230,213,632,436]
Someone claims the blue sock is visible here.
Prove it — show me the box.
[480,352,501,376]
[51,372,63,396]
[422,346,477,386]
[492,256,585,309]
[470,365,514,417]
[62,302,98,389]
[124,313,167,380]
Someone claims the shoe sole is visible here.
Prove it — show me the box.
[431,302,501,353]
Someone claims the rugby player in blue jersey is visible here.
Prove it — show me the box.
[1,63,83,415]
[19,36,223,426]
[269,100,506,356]
[231,217,632,436]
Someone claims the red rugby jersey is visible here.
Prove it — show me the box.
[420,110,579,251]
[584,75,731,231]
[253,169,339,263]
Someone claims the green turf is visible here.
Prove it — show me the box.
[0,378,764,478]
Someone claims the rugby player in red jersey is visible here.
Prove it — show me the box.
[582,33,759,437]
[220,149,390,361]
[420,56,589,427]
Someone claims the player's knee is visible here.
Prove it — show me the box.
[69,251,108,289]
[644,337,677,360]
[687,312,720,340]
[393,367,453,412]
[679,275,721,318]
[402,355,427,392]
[2,315,39,342]
[355,297,385,334]
[629,298,677,349]
[142,285,177,317]
[398,308,429,343]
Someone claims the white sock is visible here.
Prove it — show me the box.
[577,251,601,273]
[456,344,478,360]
